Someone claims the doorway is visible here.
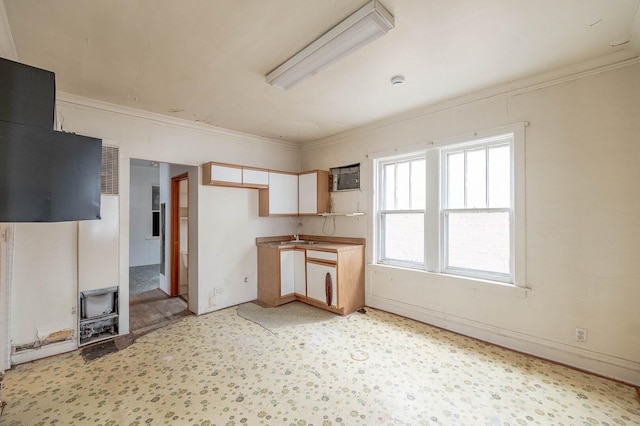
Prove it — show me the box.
[129,160,190,335]
[171,173,189,301]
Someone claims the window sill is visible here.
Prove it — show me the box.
[439,271,530,298]
[369,263,530,298]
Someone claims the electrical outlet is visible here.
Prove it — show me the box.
[575,328,587,342]
[214,287,223,296]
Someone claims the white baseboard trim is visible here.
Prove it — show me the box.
[367,295,640,386]
[11,340,77,365]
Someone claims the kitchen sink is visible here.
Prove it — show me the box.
[275,240,317,245]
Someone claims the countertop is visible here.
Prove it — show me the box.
[256,235,365,252]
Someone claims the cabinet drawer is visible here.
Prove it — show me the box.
[306,250,337,262]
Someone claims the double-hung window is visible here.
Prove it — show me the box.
[378,155,426,268]
[375,124,525,287]
[442,135,513,282]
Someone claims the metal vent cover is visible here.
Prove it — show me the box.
[101,145,119,195]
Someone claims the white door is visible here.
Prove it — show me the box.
[280,250,295,296]
[306,261,337,307]
[269,172,298,215]
[293,250,306,295]
[298,172,318,215]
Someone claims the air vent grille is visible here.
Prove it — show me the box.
[101,145,119,195]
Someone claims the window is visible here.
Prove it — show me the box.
[378,155,426,268]
[442,136,513,282]
[374,124,526,286]
[151,185,160,237]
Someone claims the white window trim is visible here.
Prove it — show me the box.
[372,122,527,289]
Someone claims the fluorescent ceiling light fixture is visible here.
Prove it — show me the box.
[266,0,394,90]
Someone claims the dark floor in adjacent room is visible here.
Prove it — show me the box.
[129,264,191,336]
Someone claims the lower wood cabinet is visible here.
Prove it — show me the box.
[257,245,305,307]
[280,249,305,297]
[257,239,364,315]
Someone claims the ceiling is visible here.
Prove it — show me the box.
[2,0,639,143]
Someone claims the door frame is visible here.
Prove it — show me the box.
[170,173,189,297]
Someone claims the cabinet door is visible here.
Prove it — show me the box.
[242,167,269,188]
[280,250,295,296]
[306,261,337,307]
[294,250,306,295]
[269,172,298,215]
[210,163,242,185]
[298,172,318,215]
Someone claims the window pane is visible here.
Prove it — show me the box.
[152,211,160,237]
[447,152,464,209]
[466,148,486,208]
[446,211,509,275]
[383,163,395,210]
[411,158,426,209]
[488,144,511,208]
[396,161,410,210]
[382,213,424,264]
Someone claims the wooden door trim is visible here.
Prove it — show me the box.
[170,173,188,297]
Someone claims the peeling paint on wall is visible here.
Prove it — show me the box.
[12,328,74,353]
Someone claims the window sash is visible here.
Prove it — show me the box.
[379,210,425,268]
[442,208,512,282]
[441,136,515,282]
[378,154,426,270]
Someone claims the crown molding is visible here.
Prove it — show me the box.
[56,92,301,151]
[0,0,17,60]
[631,4,640,54]
[303,50,640,151]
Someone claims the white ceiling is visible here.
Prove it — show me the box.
[2,0,639,143]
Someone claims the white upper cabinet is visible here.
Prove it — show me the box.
[202,162,270,189]
[259,169,329,217]
[211,163,242,183]
[242,167,269,188]
[299,170,330,215]
[203,162,243,187]
[265,171,298,215]
[298,172,318,215]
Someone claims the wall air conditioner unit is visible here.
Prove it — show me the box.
[330,163,360,192]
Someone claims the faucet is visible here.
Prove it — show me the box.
[293,233,299,241]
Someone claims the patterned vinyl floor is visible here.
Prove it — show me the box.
[1,304,638,425]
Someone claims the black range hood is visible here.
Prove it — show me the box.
[0,58,102,222]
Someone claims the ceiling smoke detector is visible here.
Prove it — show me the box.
[391,75,405,85]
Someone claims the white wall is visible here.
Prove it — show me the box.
[10,222,78,361]
[300,63,640,385]
[62,95,298,318]
[6,94,300,362]
[129,164,160,267]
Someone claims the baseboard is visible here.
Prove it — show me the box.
[367,295,640,386]
[11,340,77,365]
